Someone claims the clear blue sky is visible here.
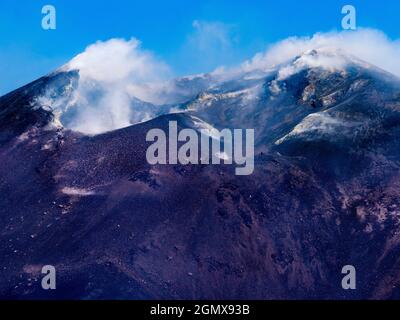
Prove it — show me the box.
[1,0,399,95]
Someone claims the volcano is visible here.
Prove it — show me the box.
[1,48,400,300]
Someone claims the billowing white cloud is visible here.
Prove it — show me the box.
[67,38,171,84]
[60,38,172,134]
[41,28,400,135]
[241,29,400,77]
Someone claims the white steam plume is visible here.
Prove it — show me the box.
[43,29,400,135]
[61,38,172,135]
[241,28,400,77]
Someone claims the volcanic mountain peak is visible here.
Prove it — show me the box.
[2,42,400,300]
[1,45,399,140]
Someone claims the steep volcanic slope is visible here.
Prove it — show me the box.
[186,49,400,152]
[0,114,343,299]
[1,49,400,299]
[0,71,78,144]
